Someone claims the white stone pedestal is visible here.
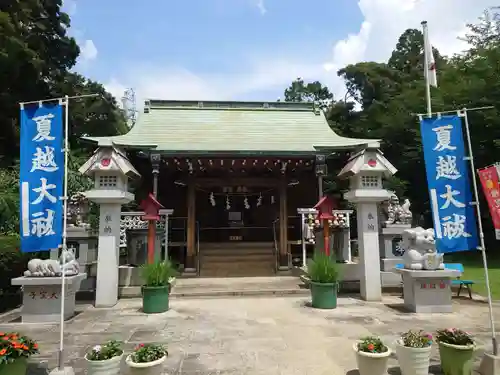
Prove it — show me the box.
[380,224,409,271]
[394,268,460,313]
[11,274,86,323]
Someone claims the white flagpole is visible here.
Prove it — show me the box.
[57,95,70,370]
[421,21,432,116]
[461,108,497,356]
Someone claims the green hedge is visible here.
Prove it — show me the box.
[0,236,49,295]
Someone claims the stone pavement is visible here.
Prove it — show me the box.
[0,295,497,374]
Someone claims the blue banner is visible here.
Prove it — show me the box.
[420,115,478,253]
[20,103,64,252]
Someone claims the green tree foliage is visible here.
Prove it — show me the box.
[284,77,333,110]
[284,7,500,244]
[0,1,127,237]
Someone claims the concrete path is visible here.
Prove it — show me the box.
[0,295,496,374]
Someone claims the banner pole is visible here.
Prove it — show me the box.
[421,21,432,117]
[462,108,497,356]
[57,95,70,370]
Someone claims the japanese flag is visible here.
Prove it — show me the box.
[424,27,437,87]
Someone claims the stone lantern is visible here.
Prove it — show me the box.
[139,193,164,264]
[338,147,396,301]
[79,144,140,307]
[313,196,336,256]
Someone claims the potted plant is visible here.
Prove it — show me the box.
[141,260,177,314]
[125,343,168,375]
[84,340,123,375]
[0,332,39,375]
[307,251,341,309]
[395,330,433,375]
[436,328,476,375]
[353,336,391,375]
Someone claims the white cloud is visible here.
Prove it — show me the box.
[256,0,267,15]
[79,39,98,62]
[105,0,491,104]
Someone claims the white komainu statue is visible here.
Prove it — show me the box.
[24,247,80,277]
[401,227,444,270]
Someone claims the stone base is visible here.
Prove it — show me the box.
[11,274,86,323]
[118,265,142,287]
[394,268,459,313]
[478,352,500,375]
[381,258,403,271]
[49,366,75,375]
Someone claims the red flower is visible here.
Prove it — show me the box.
[367,344,375,351]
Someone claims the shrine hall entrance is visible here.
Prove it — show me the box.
[196,185,278,277]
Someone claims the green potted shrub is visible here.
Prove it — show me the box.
[307,251,341,309]
[141,260,177,314]
[84,340,124,375]
[395,330,433,375]
[0,332,39,375]
[435,328,476,375]
[353,336,391,375]
[125,343,168,375]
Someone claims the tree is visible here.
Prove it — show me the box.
[284,77,333,109]
[53,72,129,148]
[0,0,80,165]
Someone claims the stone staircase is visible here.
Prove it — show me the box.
[199,242,276,277]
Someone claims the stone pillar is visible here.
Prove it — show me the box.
[96,204,121,306]
[78,145,140,307]
[356,202,382,300]
[338,147,397,301]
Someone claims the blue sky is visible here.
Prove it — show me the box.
[63,0,488,105]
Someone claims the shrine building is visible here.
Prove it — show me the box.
[83,99,380,277]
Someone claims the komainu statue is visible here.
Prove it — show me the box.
[24,248,80,277]
[380,193,413,226]
[401,227,444,270]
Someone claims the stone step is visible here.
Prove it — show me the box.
[200,242,275,249]
[200,248,274,256]
[199,269,276,277]
[200,254,275,263]
[201,261,274,270]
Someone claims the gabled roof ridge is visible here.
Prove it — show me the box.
[146,99,315,112]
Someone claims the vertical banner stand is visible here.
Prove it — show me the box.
[461,109,498,362]
[20,93,99,375]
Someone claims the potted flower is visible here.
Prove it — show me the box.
[307,251,341,309]
[0,332,39,375]
[141,260,177,314]
[125,343,168,375]
[436,328,476,375]
[395,330,433,375]
[353,336,391,375]
[84,340,123,375]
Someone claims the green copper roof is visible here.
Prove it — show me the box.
[84,100,380,155]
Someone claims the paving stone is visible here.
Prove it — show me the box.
[0,294,497,374]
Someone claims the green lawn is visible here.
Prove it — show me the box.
[445,252,500,300]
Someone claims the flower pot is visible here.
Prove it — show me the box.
[438,341,476,375]
[0,358,27,375]
[353,342,391,375]
[310,281,338,309]
[142,285,170,314]
[395,339,432,375]
[84,352,123,375]
[125,354,166,375]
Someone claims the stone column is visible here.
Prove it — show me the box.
[96,204,121,307]
[356,202,382,300]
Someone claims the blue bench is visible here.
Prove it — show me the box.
[394,263,474,299]
[444,263,474,299]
